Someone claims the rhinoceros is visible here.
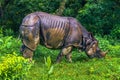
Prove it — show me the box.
[20,12,107,62]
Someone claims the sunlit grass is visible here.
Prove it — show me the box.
[25,44,120,80]
[0,35,120,80]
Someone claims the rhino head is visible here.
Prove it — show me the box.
[85,40,107,58]
[83,33,107,58]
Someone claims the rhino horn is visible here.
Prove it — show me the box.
[100,51,108,57]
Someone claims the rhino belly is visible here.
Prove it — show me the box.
[43,28,65,48]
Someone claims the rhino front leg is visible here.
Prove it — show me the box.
[56,46,72,63]
[65,52,72,63]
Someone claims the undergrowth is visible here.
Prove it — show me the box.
[0,30,120,80]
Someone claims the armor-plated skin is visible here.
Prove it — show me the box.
[20,12,107,62]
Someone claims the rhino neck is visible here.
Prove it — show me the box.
[79,23,89,38]
[79,23,97,51]
[78,23,89,50]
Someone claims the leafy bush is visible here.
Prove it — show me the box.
[0,28,33,80]
[4,28,14,36]
[1,0,119,37]
[110,24,120,39]
[44,56,54,75]
[0,53,33,80]
[107,45,120,57]
[1,0,60,32]
[95,35,120,57]
[24,56,54,80]
[95,35,110,51]
[0,36,21,55]
[76,0,119,35]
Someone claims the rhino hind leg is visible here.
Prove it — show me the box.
[56,46,72,63]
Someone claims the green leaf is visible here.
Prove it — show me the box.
[47,56,51,69]
[0,39,3,43]
[48,66,54,74]
[6,42,12,48]
[44,57,47,66]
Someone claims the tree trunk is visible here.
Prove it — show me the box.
[55,0,67,16]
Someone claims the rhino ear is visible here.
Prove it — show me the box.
[100,51,108,57]
[88,32,94,39]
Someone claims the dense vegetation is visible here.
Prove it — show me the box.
[0,0,120,80]
[1,0,120,36]
[0,34,120,80]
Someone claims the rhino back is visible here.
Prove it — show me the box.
[39,14,70,48]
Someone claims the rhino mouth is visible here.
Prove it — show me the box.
[87,50,107,58]
[87,53,102,58]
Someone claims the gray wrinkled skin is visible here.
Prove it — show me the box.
[20,12,107,62]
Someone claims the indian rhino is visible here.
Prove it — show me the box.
[20,12,107,62]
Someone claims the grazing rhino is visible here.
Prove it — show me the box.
[20,12,107,62]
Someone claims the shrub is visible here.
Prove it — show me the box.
[95,35,120,57]
[4,28,14,36]
[110,24,120,39]
[76,0,119,35]
[1,0,119,36]
[0,53,33,80]
[107,45,120,57]
[43,56,54,80]
[95,35,110,51]
[0,35,21,55]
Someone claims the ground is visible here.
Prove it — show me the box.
[24,45,120,80]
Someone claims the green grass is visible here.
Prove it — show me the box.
[25,45,120,80]
[0,35,120,80]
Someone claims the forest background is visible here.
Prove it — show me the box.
[0,0,120,80]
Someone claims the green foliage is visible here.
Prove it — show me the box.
[110,24,120,39]
[0,52,33,80]
[0,33,119,80]
[24,34,120,80]
[0,36,21,55]
[25,56,54,80]
[95,35,110,50]
[4,28,14,36]
[95,35,120,57]
[0,28,33,80]
[0,0,120,79]
[107,45,120,57]
[1,0,60,32]
[77,0,120,34]
[1,0,119,38]
[25,46,120,80]
[63,0,82,17]
[44,56,53,73]
[43,56,54,80]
